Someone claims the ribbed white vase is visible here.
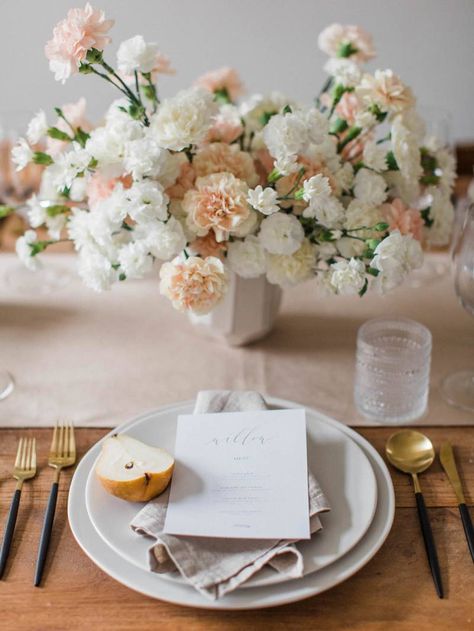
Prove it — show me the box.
[188,273,282,346]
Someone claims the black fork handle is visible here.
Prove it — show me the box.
[0,488,22,579]
[34,482,59,587]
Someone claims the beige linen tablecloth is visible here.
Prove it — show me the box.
[0,253,472,427]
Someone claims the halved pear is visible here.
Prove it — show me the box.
[96,434,174,502]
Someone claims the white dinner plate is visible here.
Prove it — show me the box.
[68,399,395,609]
[84,399,378,588]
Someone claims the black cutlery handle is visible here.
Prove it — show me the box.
[34,482,59,587]
[0,489,22,579]
[415,492,443,598]
[459,503,474,563]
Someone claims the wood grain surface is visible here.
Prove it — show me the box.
[0,427,473,631]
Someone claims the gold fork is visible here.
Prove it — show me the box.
[34,421,76,587]
[0,437,36,578]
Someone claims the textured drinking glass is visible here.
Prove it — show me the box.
[354,318,432,423]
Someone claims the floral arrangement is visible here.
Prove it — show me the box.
[12,5,455,314]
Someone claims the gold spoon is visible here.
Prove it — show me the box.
[385,430,443,598]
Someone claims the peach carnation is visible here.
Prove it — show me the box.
[183,172,249,242]
[206,106,243,144]
[159,255,227,314]
[318,24,375,63]
[382,198,423,241]
[335,92,362,126]
[194,67,244,101]
[166,157,196,200]
[193,142,258,187]
[357,70,415,115]
[45,3,114,83]
[189,232,227,259]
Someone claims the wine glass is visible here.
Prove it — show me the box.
[441,203,474,411]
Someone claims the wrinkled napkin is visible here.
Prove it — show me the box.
[131,390,330,600]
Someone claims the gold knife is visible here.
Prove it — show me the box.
[440,441,474,562]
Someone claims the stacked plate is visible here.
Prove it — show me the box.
[68,397,395,609]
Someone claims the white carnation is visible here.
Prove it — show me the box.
[391,115,423,182]
[16,230,41,271]
[353,168,387,205]
[328,257,366,295]
[334,162,354,192]
[123,136,167,180]
[354,110,377,131]
[239,91,291,132]
[126,180,169,223]
[117,35,160,75]
[324,58,362,87]
[263,111,307,164]
[11,138,33,171]
[227,236,266,278]
[266,239,315,287]
[363,141,387,172]
[424,187,454,246]
[303,195,345,229]
[117,241,153,279]
[247,185,279,215]
[303,108,330,144]
[371,230,423,293]
[86,117,143,175]
[26,110,48,145]
[302,174,332,203]
[259,212,304,255]
[135,216,186,260]
[26,195,48,228]
[77,246,116,292]
[151,87,217,151]
[52,145,91,190]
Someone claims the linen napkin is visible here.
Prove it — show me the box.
[131,390,330,600]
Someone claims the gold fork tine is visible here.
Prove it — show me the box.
[14,437,24,469]
[20,437,27,470]
[50,421,59,456]
[31,438,36,471]
[59,421,65,457]
[69,422,76,458]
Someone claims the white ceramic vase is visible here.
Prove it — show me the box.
[188,273,282,346]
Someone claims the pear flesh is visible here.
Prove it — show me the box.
[96,434,174,502]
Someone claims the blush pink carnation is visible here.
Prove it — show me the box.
[194,67,244,101]
[183,172,250,242]
[382,198,423,241]
[45,3,114,83]
[159,255,228,314]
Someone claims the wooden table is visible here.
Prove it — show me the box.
[0,427,473,630]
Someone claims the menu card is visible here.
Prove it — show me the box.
[163,409,309,539]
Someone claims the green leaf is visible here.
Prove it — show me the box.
[420,206,434,228]
[358,278,369,297]
[367,267,380,277]
[366,238,381,251]
[75,127,90,147]
[29,241,49,256]
[0,205,15,218]
[373,222,389,232]
[267,168,283,183]
[45,204,70,217]
[118,273,126,281]
[282,104,293,115]
[47,127,72,142]
[259,111,277,127]
[32,151,53,166]
[385,151,399,171]
[330,118,348,135]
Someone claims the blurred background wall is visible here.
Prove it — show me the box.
[1,0,473,142]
